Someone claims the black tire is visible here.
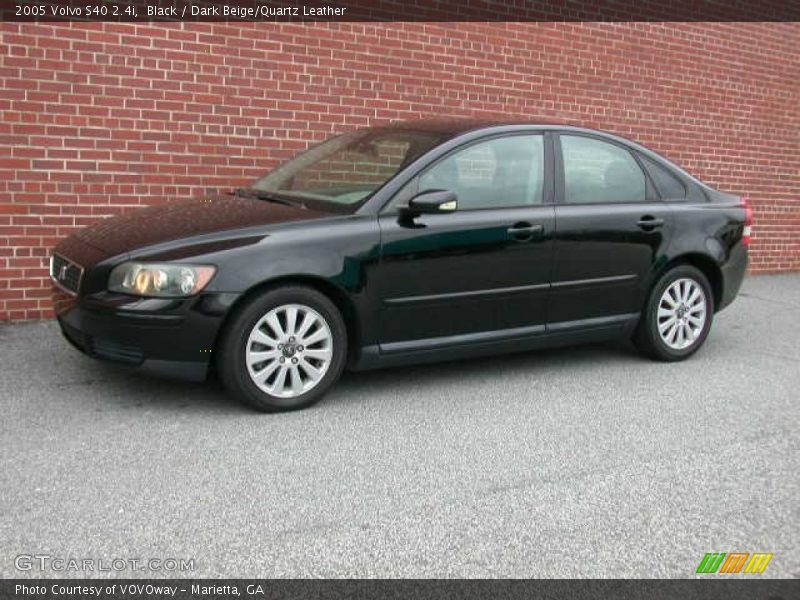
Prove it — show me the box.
[634,265,714,362]
[217,285,347,412]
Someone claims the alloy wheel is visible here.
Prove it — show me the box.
[657,278,707,351]
[245,303,333,398]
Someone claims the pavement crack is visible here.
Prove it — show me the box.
[739,293,800,309]
[749,350,800,364]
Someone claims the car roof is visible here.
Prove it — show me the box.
[380,119,647,149]
[381,118,552,136]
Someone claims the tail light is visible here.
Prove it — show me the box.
[741,197,753,247]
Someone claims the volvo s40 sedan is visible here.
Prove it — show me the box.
[51,121,750,411]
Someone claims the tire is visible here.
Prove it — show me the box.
[634,265,714,361]
[217,285,347,412]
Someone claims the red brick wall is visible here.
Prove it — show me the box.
[1,22,799,321]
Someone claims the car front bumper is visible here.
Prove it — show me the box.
[53,286,239,382]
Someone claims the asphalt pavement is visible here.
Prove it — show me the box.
[1,274,798,578]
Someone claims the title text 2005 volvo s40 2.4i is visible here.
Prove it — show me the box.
[51,121,750,411]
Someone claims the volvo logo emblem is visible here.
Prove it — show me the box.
[58,264,68,280]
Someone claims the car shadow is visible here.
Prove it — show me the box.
[78,339,640,415]
[82,360,250,414]
[330,339,640,405]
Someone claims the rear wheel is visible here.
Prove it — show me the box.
[217,286,347,412]
[635,265,714,361]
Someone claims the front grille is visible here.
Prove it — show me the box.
[90,337,145,365]
[59,320,144,365]
[60,321,144,365]
[51,254,83,295]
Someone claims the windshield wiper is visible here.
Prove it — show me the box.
[232,187,299,207]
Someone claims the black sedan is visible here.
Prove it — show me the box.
[51,121,750,411]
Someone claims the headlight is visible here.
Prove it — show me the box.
[108,263,216,297]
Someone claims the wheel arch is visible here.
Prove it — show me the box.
[649,253,723,312]
[211,275,360,367]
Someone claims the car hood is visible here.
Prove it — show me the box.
[73,195,333,256]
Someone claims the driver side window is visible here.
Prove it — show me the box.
[418,135,544,210]
[560,135,646,204]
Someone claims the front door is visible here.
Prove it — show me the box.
[375,133,555,351]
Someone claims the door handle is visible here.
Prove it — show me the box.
[507,222,544,241]
[637,215,665,231]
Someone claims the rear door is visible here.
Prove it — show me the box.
[549,133,673,328]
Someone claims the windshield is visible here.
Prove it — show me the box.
[251,128,445,209]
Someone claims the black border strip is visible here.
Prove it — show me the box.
[2,579,799,599]
[3,0,800,22]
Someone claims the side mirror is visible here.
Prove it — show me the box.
[403,190,458,215]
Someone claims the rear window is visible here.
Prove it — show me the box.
[640,155,686,199]
[560,135,646,204]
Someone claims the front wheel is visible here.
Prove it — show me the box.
[635,265,714,361]
[217,286,347,412]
